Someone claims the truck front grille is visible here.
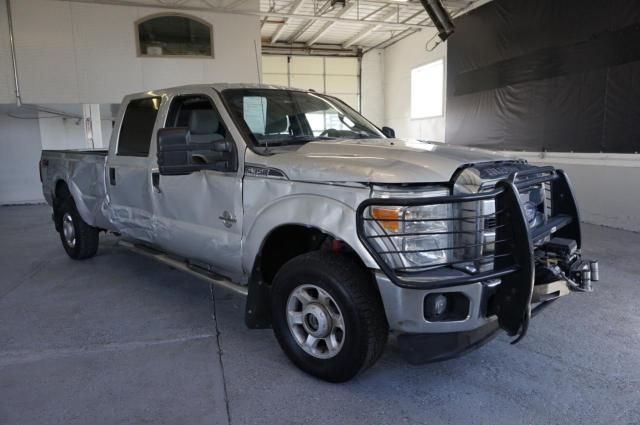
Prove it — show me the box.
[356,166,573,289]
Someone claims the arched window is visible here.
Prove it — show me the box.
[137,14,213,58]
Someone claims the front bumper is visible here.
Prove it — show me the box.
[375,271,569,363]
[375,271,502,363]
[375,271,499,334]
[396,320,500,365]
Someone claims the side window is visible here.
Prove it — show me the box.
[162,94,237,171]
[165,95,228,141]
[117,97,161,156]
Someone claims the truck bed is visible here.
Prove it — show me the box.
[41,149,111,230]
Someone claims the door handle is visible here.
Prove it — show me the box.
[218,210,236,228]
[151,170,161,193]
[109,167,116,185]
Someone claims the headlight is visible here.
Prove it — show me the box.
[402,204,450,267]
[366,187,452,270]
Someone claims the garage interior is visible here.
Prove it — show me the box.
[1,0,639,424]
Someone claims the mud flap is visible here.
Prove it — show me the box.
[492,181,535,343]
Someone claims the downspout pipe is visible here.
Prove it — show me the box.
[5,0,82,119]
[6,0,21,106]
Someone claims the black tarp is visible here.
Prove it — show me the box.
[445,0,640,153]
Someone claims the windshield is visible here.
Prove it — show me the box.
[221,89,384,148]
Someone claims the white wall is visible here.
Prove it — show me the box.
[383,29,447,141]
[360,49,384,127]
[510,152,640,232]
[0,0,261,204]
[0,105,44,204]
[39,115,85,150]
[3,0,261,104]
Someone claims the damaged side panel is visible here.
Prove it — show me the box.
[241,174,378,279]
[41,150,112,230]
[150,168,244,282]
[103,161,156,244]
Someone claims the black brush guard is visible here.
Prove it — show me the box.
[356,167,581,341]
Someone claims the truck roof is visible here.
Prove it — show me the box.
[126,83,309,100]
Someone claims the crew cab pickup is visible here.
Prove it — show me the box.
[40,84,598,382]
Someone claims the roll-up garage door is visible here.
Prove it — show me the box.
[262,55,360,111]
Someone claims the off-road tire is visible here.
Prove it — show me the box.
[271,252,388,382]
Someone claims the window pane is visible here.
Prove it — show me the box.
[138,15,212,57]
[411,59,444,119]
[117,97,160,156]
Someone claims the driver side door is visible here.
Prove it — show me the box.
[150,91,243,280]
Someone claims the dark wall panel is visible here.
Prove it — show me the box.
[445,0,640,153]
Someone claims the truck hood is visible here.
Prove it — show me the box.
[253,138,520,184]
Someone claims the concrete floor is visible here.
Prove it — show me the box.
[1,205,639,425]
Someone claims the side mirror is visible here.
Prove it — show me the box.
[157,127,236,175]
[381,126,396,138]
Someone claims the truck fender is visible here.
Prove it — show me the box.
[51,172,100,228]
[243,194,377,274]
[242,194,379,329]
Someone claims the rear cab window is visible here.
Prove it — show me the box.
[117,97,162,157]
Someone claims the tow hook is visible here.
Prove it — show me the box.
[565,259,599,292]
[535,237,599,296]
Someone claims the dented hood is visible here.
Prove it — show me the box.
[255,138,519,184]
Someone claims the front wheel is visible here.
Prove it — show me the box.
[271,252,388,382]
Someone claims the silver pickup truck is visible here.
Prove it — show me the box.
[40,84,598,382]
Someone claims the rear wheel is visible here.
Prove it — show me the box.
[271,252,388,382]
[55,195,99,260]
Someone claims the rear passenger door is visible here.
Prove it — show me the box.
[106,95,162,243]
[150,91,243,280]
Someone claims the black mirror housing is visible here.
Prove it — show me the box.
[157,127,236,175]
[381,126,396,138]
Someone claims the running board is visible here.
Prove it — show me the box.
[117,240,248,297]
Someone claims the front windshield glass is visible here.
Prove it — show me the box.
[221,88,384,147]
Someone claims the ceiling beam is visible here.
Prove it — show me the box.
[363,0,484,52]
[305,2,355,46]
[342,8,397,48]
[287,0,334,43]
[271,0,306,44]
[260,2,276,29]
[222,0,249,10]
[263,42,359,56]
[262,9,428,30]
[364,19,427,52]
[60,0,432,30]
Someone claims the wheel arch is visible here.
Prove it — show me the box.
[51,177,97,228]
[244,221,379,329]
[52,179,72,232]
